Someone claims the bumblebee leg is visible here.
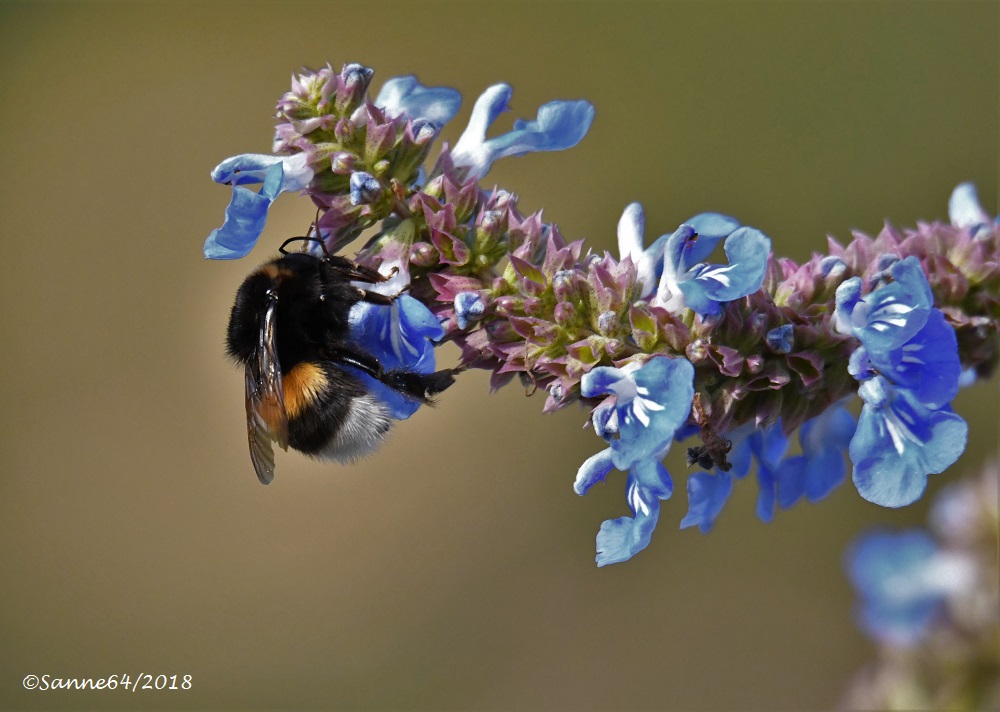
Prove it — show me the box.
[328,344,458,402]
[326,256,392,284]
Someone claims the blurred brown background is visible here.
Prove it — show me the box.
[0,1,996,710]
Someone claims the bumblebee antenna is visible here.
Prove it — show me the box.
[279,209,334,258]
[278,236,334,259]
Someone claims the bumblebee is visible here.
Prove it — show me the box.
[227,237,456,484]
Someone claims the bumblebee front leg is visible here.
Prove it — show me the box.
[326,256,406,288]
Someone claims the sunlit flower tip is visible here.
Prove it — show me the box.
[204,154,316,260]
[850,377,968,507]
[451,83,595,180]
[766,324,794,353]
[374,75,462,126]
[654,224,771,315]
[454,291,486,330]
[595,477,661,567]
[948,182,994,231]
[616,203,662,298]
[819,255,847,278]
[846,529,975,646]
[680,470,733,533]
[777,405,855,507]
[349,171,383,206]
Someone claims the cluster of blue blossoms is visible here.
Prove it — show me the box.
[841,458,997,708]
[205,64,997,567]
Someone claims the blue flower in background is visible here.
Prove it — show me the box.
[835,257,967,507]
[574,356,694,566]
[616,203,742,300]
[652,222,771,316]
[204,153,315,260]
[451,83,595,180]
[847,529,973,646]
[777,405,856,507]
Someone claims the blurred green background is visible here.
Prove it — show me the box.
[0,1,996,709]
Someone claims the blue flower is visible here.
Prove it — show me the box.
[652,223,771,316]
[835,257,967,507]
[574,356,695,566]
[680,423,789,530]
[451,84,595,180]
[616,203,742,300]
[373,75,461,126]
[204,153,314,260]
[680,470,733,533]
[348,262,445,419]
[777,405,856,507]
[850,378,967,507]
[847,529,973,646]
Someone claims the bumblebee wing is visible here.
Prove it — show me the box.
[245,293,288,484]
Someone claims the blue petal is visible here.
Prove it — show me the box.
[748,426,788,522]
[374,75,462,126]
[205,154,314,260]
[868,309,961,410]
[348,295,444,420]
[803,406,854,500]
[681,471,733,533]
[724,425,755,480]
[453,90,594,179]
[850,384,968,507]
[948,182,992,229]
[632,457,674,500]
[834,277,863,335]
[580,366,627,399]
[504,99,595,156]
[210,152,313,191]
[850,256,933,354]
[203,167,282,259]
[591,400,619,440]
[610,357,695,469]
[574,448,615,495]
[595,479,660,566]
[617,203,664,298]
[680,212,741,265]
[679,227,771,315]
